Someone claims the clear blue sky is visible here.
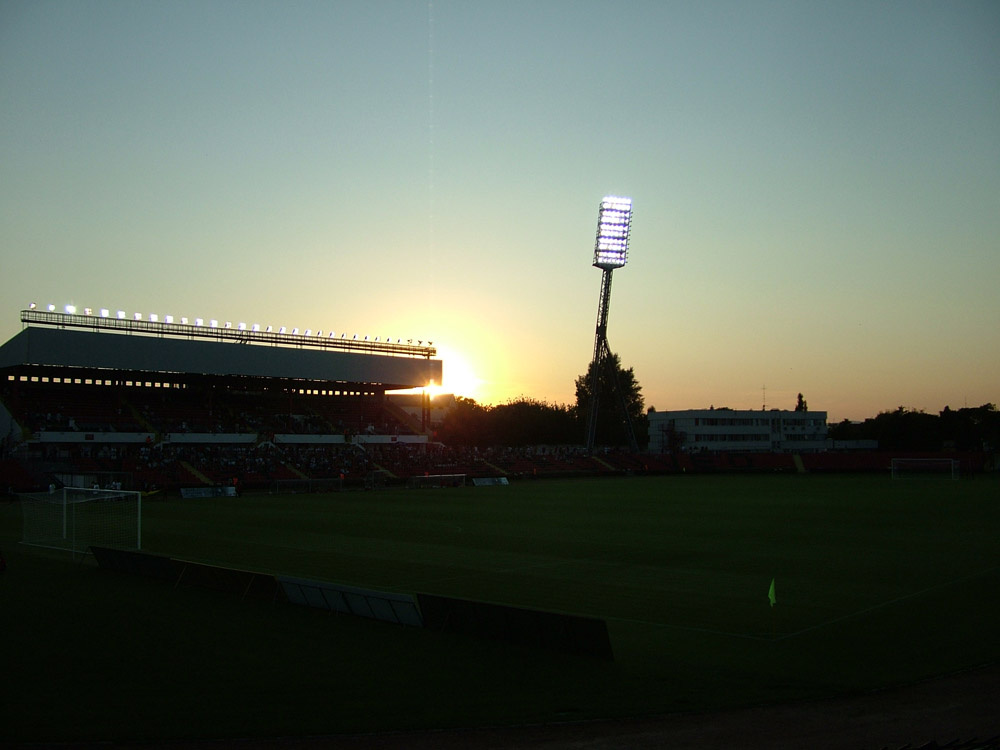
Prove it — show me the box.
[2,1,997,421]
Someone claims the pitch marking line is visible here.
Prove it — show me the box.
[776,565,1000,642]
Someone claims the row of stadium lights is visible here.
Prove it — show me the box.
[27,303,432,346]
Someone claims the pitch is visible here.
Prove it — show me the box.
[3,474,997,743]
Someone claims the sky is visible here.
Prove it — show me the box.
[1,1,997,423]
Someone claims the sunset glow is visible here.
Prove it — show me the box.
[1,3,996,422]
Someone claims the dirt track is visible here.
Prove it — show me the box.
[45,663,997,750]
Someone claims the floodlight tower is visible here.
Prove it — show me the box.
[585,196,639,452]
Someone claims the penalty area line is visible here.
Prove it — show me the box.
[605,614,773,642]
[775,565,1000,642]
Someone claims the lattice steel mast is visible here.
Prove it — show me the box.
[585,196,638,452]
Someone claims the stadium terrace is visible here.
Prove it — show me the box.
[0,307,444,492]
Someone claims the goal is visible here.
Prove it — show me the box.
[890,457,960,480]
[406,473,466,489]
[20,486,142,556]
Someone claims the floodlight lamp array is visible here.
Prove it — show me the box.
[21,303,437,359]
[592,195,632,270]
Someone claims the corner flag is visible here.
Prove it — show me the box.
[768,578,776,607]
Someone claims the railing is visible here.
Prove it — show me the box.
[21,309,436,359]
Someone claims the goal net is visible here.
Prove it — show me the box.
[20,486,142,555]
[406,473,466,489]
[890,458,960,480]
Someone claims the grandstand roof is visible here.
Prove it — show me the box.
[0,326,442,390]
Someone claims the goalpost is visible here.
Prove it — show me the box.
[890,457,960,480]
[20,486,142,556]
[406,474,467,489]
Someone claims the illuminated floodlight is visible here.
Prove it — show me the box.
[251,324,260,332]
[164,315,174,324]
[47,304,56,312]
[195,318,204,327]
[592,195,633,270]
[149,313,159,322]
[279,326,287,334]
[209,320,218,328]
[265,325,272,333]
[29,302,37,309]
[292,328,299,335]
[328,332,336,338]
[134,313,142,321]
[180,317,188,324]
[84,308,93,316]
[237,322,246,330]
[100,309,110,318]
[304,329,312,336]
[117,310,126,319]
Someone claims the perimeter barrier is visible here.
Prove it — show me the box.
[90,547,614,658]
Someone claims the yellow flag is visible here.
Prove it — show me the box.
[768,578,776,607]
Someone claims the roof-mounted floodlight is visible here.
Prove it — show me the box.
[593,195,633,270]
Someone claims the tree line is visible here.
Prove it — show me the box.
[828,404,999,452]
[433,357,997,454]
[436,353,646,448]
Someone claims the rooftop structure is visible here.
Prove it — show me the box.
[648,408,829,454]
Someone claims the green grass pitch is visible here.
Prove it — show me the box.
[2,474,998,743]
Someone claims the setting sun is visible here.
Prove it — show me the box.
[430,345,481,401]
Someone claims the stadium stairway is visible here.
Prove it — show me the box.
[371,462,398,479]
[179,460,213,485]
[589,455,615,471]
[792,454,806,473]
[282,462,310,480]
[382,399,430,436]
[480,458,507,476]
[122,399,157,434]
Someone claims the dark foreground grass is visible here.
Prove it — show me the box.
[2,474,998,743]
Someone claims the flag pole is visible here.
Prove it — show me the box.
[768,577,777,640]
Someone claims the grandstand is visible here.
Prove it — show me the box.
[0,308,991,492]
[0,307,442,492]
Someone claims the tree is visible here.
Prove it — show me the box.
[435,397,579,448]
[574,353,646,448]
[436,397,491,446]
[795,393,808,412]
[490,398,578,446]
